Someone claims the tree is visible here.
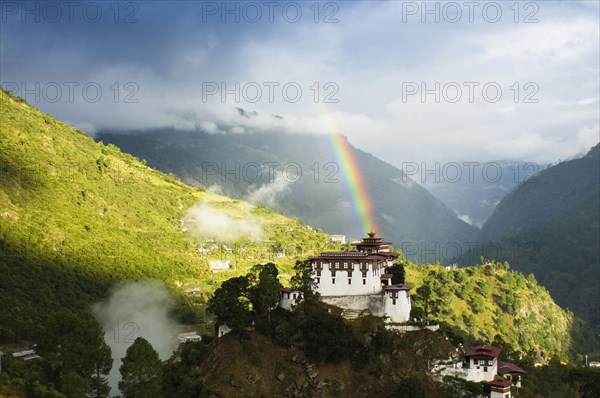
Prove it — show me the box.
[247,263,283,322]
[118,337,162,398]
[207,276,252,331]
[385,262,405,284]
[300,308,357,363]
[60,372,87,398]
[290,260,318,307]
[162,342,214,398]
[89,341,112,398]
[415,279,441,322]
[395,376,428,397]
[37,311,112,397]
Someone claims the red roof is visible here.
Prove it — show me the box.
[311,251,392,261]
[380,274,393,278]
[465,345,502,359]
[384,284,412,291]
[355,241,391,246]
[488,380,512,388]
[378,252,399,258]
[498,361,527,375]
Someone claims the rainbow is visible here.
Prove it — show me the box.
[319,109,378,236]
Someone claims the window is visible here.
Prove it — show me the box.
[483,366,488,372]
[344,262,348,269]
[332,278,335,284]
[335,262,339,268]
[316,278,320,284]
[473,359,478,365]
[293,294,297,299]
[488,360,493,366]
[348,279,351,285]
[363,279,366,285]
[392,299,396,305]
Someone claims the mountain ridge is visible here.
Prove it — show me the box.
[97,129,479,263]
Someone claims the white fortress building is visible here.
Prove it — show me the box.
[280,233,412,323]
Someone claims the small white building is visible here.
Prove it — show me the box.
[280,288,300,311]
[440,345,525,392]
[462,345,501,382]
[498,361,527,388]
[488,379,512,398]
[12,349,41,361]
[209,260,230,270]
[442,345,504,382]
[217,324,232,337]
[330,234,346,244]
[177,332,202,344]
[383,284,412,323]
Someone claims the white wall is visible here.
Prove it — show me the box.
[218,324,232,337]
[464,358,497,382]
[314,261,384,296]
[491,389,511,398]
[280,291,299,311]
[383,290,411,323]
[321,294,373,311]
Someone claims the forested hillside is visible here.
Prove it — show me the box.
[462,145,600,330]
[482,145,599,241]
[405,262,598,361]
[0,89,335,342]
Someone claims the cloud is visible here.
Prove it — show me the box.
[457,214,482,228]
[1,1,598,165]
[185,201,264,242]
[246,175,291,208]
[91,281,182,395]
[380,212,396,224]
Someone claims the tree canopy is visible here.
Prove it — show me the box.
[37,311,112,397]
[118,337,162,398]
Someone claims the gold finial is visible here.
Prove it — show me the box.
[367,231,376,238]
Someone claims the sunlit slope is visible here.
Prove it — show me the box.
[406,262,598,361]
[0,88,333,340]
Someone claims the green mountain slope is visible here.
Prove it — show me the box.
[482,145,599,241]
[0,89,335,341]
[406,262,598,361]
[97,130,478,263]
[1,89,596,365]
[459,146,600,329]
[460,194,600,330]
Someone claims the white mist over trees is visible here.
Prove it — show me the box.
[185,201,265,242]
[92,281,182,394]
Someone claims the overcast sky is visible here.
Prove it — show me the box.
[1,0,598,165]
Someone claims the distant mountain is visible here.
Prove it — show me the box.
[481,145,599,241]
[97,130,479,263]
[422,160,542,227]
[461,145,600,329]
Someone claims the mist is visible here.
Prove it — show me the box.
[247,175,291,208]
[185,201,265,242]
[92,281,182,395]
